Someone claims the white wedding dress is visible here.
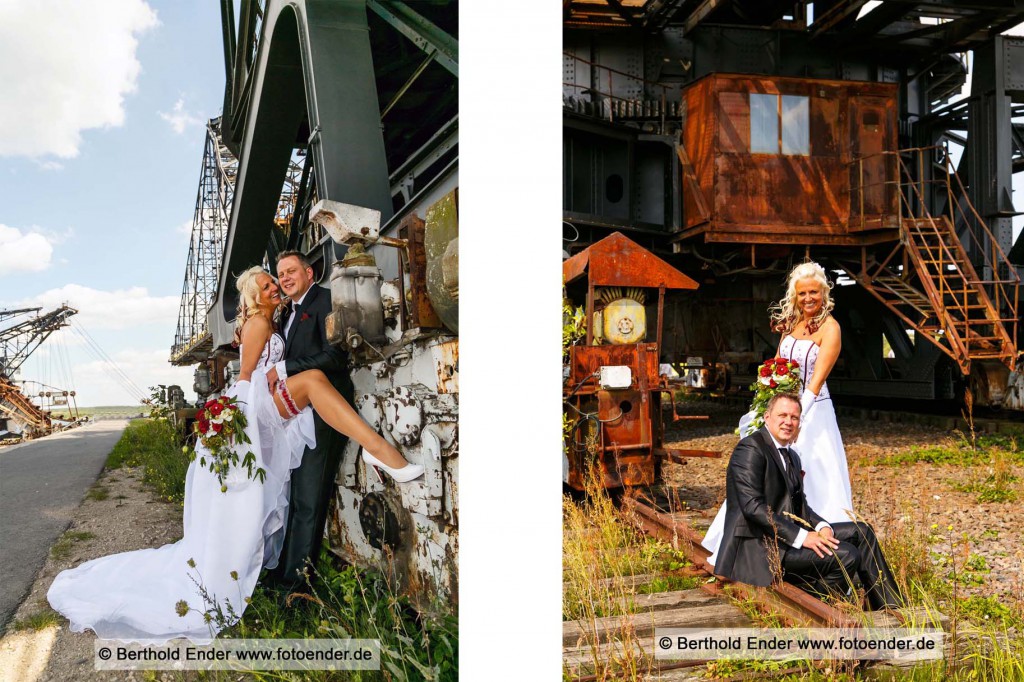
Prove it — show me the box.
[48,333,315,643]
[701,336,854,565]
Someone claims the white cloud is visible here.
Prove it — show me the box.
[17,284,179,331]
[0,0,159,159]
[33,159,65,171]
[159,97,203,135]
[72,348,194,407]
[0,224,56,273]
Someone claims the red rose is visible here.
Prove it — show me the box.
[205,399,217,409]
[774,357,787,366]
[790,360,799,369]
[211,422,223,434]
[197,417,210,434]
[775,365,788,376]
[759,365,773,378]
[209,402,224,417]
[769,378,777,388]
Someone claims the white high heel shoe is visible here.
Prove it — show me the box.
[361,449,424,483]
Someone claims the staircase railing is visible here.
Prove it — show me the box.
[849,145,1020,372]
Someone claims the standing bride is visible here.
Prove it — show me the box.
[48,266,422,643]
[702,262,854,566]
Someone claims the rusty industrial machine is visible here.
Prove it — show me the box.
[563,232,717,491]
[564,1,1024,411]
[0,306,78,441]
[171,0,457,609]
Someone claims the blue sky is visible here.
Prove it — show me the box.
[1,1,225,405]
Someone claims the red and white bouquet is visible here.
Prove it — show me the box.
[186,396,265,493]
[746,357,802,432]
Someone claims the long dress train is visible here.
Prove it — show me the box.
[47,333,314,643]
[701,336,854,566]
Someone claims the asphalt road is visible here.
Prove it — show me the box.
[0,420,128,631]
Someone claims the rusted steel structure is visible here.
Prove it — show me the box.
[563,232,708,490]
[564,1,1024,410]
[0,306,78,440]
[169,0,458,609]
[679,74,899,245]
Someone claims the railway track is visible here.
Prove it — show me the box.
[563,483,947,681]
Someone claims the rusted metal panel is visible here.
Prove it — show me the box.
[562,232,699,289]
[682,78,715,230]
[398,214,443,329]
[566,343,663,489]
[679,73,899,244]
[569,343,660,386]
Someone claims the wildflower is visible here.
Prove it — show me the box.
[203,613,212,624]
[931,523,939,530]
[230,570,238,581]
[175,600,189,617]
[187,558,196,568]
[933,495,941,500]
[947,525,954,531]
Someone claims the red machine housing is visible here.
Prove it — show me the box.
[563,232,703,490]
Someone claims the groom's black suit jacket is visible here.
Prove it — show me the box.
[273,283,352,586]
[282,283,350,397]
[715,427,827,587]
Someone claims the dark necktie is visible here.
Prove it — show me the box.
[779,447,801,491]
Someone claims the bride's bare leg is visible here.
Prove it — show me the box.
[273,370,409,469]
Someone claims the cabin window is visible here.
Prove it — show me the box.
[748,93,810,156]
[750,94,778,153]
[781,96,809,154]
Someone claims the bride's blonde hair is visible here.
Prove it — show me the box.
[233,266,273,345]
[768,261,835,334]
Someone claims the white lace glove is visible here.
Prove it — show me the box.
[800,388,816,419]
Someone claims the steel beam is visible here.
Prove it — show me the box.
[209,0,392,349]
[367,0,458,77]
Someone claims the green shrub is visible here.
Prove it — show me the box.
[206,550,458,681]
[106,419,188,502]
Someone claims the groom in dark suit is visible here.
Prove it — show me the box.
[265,250,352,591]
[716,393,902,610]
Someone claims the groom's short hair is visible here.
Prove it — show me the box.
[276,250,312,270]
[765,392,801,415]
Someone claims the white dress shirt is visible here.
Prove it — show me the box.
[274,288,310,381]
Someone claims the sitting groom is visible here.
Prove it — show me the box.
[715,393,902,610]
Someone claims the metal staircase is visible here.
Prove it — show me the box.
[846,146,1020,375]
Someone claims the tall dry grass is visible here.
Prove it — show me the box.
[563,462,693,681]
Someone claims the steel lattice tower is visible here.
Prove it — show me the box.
[171,117,238,365]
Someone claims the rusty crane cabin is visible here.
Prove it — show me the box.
[679,73,899,245]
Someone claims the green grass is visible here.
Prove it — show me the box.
[10,609,61,632]
[193,550,458,681]
[85,485,109,501]
[874,431,1022,468]
[50,530,96,561]
[106,418,188,502]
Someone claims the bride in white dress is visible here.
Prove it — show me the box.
[48,267,422,643]
[702,262,854,566]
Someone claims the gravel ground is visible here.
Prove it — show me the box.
[0,465,186,682]
[661,399,1024,604]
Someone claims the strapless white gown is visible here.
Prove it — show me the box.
[47,333,315,643]
[701,336,854,565]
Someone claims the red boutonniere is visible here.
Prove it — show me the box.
[300,312,311,322]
